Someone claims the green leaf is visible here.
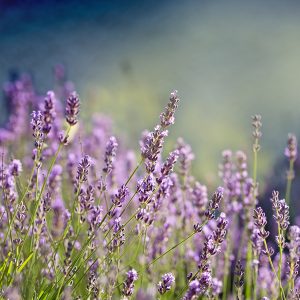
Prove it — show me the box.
[17,252,34,273]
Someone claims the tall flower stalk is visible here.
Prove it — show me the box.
[285,133,297,207]
[245,114,262,300]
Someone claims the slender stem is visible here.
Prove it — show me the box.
[125,157,144,187]
[285,159,294,207]
[147,231,196,268]
[245,135,259,299]
[252,250,258,300]
[245,242,253,299]
[140,226,148,288]
[286,255,295,294]
[222,231,232,300]
[262,239,286,300]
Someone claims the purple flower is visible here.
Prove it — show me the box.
[198,213,228,271]
[285,133,297,161]
[141,126,168,173]
[211,278,222,296]
[112,184,129,207]
[137,175,156,203]
[199,271,212,293]
[48,164,63,194]
[8,159,22,177]
[65,91,80,126]
[204,187,224,220]
[75,155,91,192]
[80,185,95,213]
[122,269,138,296]
[109,217,125,252]
[271,191,289,248]
[253,207,269,239]
[157,149,179,184]
[234,260,244,289]
[51,198,69,238]
[42,91,56,134]
[103,136,118,174]
[182,279,201,300]
[192,182,208,217]
[177,138,195,179]
[160,90,180,128]
[31,110,44,150]
[157,272,175,295]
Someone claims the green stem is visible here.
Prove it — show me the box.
[222,232,232,300]
[263,239,286,300]
[252,250,258,300]
[285,159,294,207]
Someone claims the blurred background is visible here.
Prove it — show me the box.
[1,0,300,184]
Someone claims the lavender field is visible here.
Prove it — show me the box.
[2,1,300,299]
[0,71,298,299]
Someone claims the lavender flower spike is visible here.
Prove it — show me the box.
[204,186,224,220]
[285,133,297,161]
[42,91,56,134]
[253,207,269,239]
[8,159,22,177]
[157,272,175,295]
[65,91,80,126]
[31,110,44,150]
[112,184,129,207]
[103,136,118,174]
[141,126,168,173]
[160,90,180,128]
[157,149,179,183]
[182,279,201,300]
[122,269,138,297]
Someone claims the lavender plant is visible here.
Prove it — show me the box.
[0,73,299,300]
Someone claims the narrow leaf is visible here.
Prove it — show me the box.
[17,252,34,273]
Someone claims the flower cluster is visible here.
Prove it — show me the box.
[1,73,300,300]
[65,91,80,126]
[157,272,175,295]
[122,269,138,296]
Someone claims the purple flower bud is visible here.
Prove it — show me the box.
[8,159,22,177]
[112,185,129,207]
[192,182,208,216]
[253,207,269,239]
[137,175,156,203]
[103,136,118,174]
[122,269,138,296]
[42,91,56,134]
[157,272,175,295]
[199,271,212,292]
[31,110,44,150]
[182,279,201,300]
[48,164,63,194]
[234,260,244,288]
[51,198,69,238]
[75,155,91,192]
[177,138,195,179]
[65,91,80,126]
[211,278,222,296]
[285,133,297,161]
[141,126,168,173]
[157,150,179,183]
[160,90,180,128]
[271,191,289,234]
[205,187,224,219]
